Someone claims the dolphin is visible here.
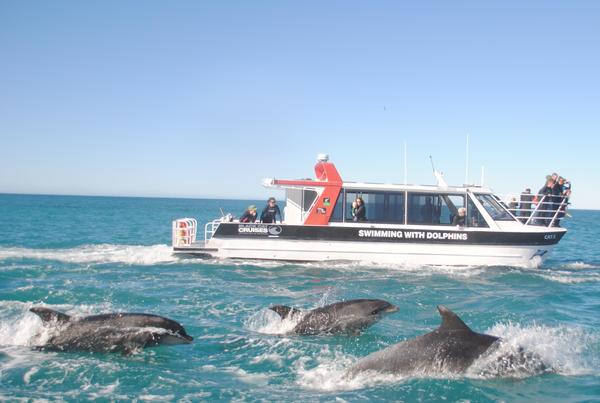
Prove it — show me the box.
[269,299,398,335]
[345,305,549,378]
[29,307,193,355]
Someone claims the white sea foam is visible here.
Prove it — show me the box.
[0,244,177,266]
[536,270,600,284]
[295,322,598,391]
[244,309,301,335]
[561,262,599,270]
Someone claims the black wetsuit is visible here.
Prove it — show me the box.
[452,215,466,226]
[519,192,533,217]
[353,204,366,222]
[260,204,282,223]
[239,211,257,223]
[537,185,554,226]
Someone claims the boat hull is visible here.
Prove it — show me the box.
[174,223,565,268]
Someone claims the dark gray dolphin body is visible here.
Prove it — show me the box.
[346,305,549,378]
[269,299,398,335]
[30,307,193,355]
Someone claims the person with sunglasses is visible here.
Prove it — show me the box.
[260,197,282,223]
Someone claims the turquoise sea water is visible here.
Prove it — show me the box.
[1,194,599,401]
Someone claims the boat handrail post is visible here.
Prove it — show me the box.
[548,196,568,228]
[204,219,221,246]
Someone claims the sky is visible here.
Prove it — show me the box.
[1,1,599,208]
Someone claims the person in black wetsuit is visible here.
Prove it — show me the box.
[239,205,257,223]
[260,197,282,223]
[452,207,466,226]
[535,179,555,226]
[352,197,367,221]
[420,196,434,224]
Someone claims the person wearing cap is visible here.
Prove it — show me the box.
[239,205,258,223]
[260,197,282,223]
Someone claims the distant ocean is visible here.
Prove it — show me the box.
[1,194,599,401]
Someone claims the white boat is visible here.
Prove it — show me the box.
[172,155,569,268]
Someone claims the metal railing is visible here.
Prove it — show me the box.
[502,194,571,227]
[172,218,197,247]
[204,219,222,245]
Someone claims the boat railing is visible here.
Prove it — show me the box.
[172,218,197,247]
[204,219,222,245]
[500,193,571,227]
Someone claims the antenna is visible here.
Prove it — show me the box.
[465,135,470,184]
[429,155,448,188]
[403,140,407,185]
[481,166,485,187]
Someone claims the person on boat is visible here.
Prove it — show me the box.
[534,178,555,226]
[508,197,518,215]
[239,205,258,223]
[352,197,367,221]
[519,188,533,219]
[452,207,466,227]
[553,177,570,227]
[420,197,434,224]
[260,197,282,223]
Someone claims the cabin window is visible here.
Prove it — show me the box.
[407,193,465,225]
[330,190,344,222]
[467,197,489,227]
[302,189,318,213]
[474,194,515,221]
[342,190,405,223]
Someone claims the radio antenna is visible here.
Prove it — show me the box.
[429,155,448,188]
[465,134,470,185]
[403,140,407,185]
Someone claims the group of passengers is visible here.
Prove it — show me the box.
[239,197,283,224]
[509,173,571,227]
[239,196,368,224]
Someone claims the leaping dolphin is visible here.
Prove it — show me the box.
[269,299,398,335]
[345,305,549,378]
[30,307,193,355]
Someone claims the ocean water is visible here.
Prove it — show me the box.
[1,194,599,402]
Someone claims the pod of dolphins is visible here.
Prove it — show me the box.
[28,298,551,380]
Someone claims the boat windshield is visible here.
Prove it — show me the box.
[474,194,515,221]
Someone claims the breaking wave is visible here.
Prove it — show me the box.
[0,244,178,266]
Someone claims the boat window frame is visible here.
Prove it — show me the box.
[330,188,407,224]
[474,193,516,222]
[406,192,466,226]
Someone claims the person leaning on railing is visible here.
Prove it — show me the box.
[533,178,555,226]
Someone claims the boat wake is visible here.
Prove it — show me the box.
[0,244,179,266]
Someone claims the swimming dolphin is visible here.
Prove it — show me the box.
[269,299,398,335]
[345,305,549,378]
[29,307,193,355]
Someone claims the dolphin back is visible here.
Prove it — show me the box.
[346,305,500,378]
[30,307,71,323]
[269,305,302,320]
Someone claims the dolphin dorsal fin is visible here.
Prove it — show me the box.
[269,305,301,320]
[30,307,71,323]
[437,305,472,332]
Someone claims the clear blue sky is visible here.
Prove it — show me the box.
[1,2,598,208]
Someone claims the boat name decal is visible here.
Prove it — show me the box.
[237,224,283,236]
[358,229,468,241]
[238,225,269,234]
